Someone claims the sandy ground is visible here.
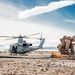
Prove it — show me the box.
[0,51,75,75]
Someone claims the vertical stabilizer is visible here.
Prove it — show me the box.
[38,39,45,49]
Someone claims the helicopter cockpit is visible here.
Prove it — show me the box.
[17,38,25,46]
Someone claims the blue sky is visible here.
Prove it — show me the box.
[3,0,75,32]
[0,0,75,50]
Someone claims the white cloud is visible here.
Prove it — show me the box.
[65,19,75,23]
[0,2,20,19]
[18,1,75,19]
[0,1,74,40]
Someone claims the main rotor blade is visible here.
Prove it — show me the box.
[0,33,40,39]
[4,38,17,40]
[25,33,40,37]
[26,37,46,40]
[0,36,11,38]
[0,36,18,38]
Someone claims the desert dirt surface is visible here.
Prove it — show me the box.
[0,51,75,75]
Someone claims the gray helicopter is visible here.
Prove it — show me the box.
[0,33,45,55]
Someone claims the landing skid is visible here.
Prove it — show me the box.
[19,53,28,56]
[9,53,28,56]
[9,53,17,55]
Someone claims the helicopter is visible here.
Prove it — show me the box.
[0,33,45,55]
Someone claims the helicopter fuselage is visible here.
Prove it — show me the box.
[9,37,45,55]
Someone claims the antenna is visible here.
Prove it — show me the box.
[40,32,43,40]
